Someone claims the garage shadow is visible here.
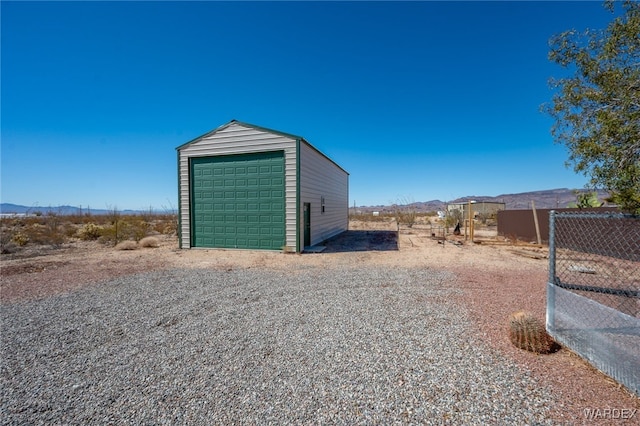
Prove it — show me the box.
[320,230,399,253]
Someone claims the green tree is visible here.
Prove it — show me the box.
[567,190,605,208]
[543,0,640,214]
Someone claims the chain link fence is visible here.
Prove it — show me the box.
[547,211,639,395]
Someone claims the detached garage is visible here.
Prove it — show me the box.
[177,120,349,253]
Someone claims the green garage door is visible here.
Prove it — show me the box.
[190,151,285,249]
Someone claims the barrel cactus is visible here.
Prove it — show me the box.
[508,310,557,354]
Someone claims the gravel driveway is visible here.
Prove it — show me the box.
[1,266,553,424]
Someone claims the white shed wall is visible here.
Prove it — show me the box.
[178,123,298,250]
[299,141,349,248]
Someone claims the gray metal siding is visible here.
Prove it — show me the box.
[299,141,349,248]
[178,123,297,250]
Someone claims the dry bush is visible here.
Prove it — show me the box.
[152,214,178,236]
[77,223,103,241]
[11,232,29,247]
[100,222,125,246]
[139,236,159,248]
[115,240,138,251]
[0,211,178,249]
[1,231,18,254]
[508,310,558,354]
[350,213,394,222]
[127,218,150,242]
[20,222,65,247]
[98,228,117,245]
[100,216,152,245]
[63,223,78,238]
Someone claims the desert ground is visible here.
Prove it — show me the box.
[1,217,638,424]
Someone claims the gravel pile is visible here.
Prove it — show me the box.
[1,266,554,424]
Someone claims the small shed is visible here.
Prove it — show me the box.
[447,201,506,219]
[177,120,349,252]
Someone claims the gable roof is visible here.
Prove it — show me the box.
[176,119,348,175]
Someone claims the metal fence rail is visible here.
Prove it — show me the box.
[547,211,640,396]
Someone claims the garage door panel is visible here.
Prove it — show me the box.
[191,152,285,249]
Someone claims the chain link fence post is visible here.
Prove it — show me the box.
[546,210,556,334]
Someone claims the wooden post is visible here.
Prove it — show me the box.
[464,219,468,241]
[468,200,474,243]
[532,200,542,245]
[471,212,475,243]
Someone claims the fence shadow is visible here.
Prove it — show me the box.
[321,230,399,253]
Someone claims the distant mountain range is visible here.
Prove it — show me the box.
[1,188,611,216]
[0,204,152,216]
[355,188,612,212]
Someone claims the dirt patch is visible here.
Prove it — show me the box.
[1,260,70,276]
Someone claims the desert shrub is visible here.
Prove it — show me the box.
[395,211,417,228]
[350,212,394,222]
[139,236,159,248]
[1,231,18,254]
[163,223,177,235]
[21,222,65,247]
[152,221,165,234]
[100,216,126,246]
[508,311,558,354]
[78,223,103,240]
[130,219,150,242]
[419,216,432,225]
[109,219,147,243]
[100,207,124,246]
[11,231,29,246]
[42,212,65,246]
[1,241,17,254]
[99,224,124,246]
[115,240,138,250]
[63,224,78,238]
[162,219,178,235]
[152,214,178,236]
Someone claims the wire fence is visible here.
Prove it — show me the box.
[547,211,640,396]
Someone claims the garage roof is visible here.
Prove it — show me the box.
[176,119,349,175]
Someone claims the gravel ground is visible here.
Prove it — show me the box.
[1,266,554,425]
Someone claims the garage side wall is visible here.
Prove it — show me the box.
[178,123,298,249]
[299,141,349,248]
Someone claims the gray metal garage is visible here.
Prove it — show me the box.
[177,120,349,252]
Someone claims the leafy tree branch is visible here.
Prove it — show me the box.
[543,0,640,214]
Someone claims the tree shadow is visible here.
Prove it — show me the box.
[320,230,399,253]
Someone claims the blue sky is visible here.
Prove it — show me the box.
[1,1,618,210]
